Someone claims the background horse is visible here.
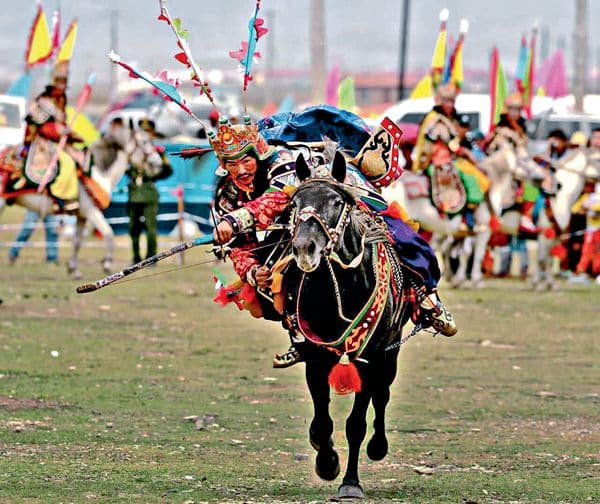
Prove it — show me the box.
[498,147,599,290]
[286,152,413,499]
[0,126,136,277]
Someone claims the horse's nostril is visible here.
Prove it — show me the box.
[292,245,299,257]
[308,242,316,255]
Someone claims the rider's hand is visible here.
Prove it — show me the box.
[213,220,234,244]
[254,266,272,289]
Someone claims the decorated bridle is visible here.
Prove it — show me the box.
[290,179,366,269]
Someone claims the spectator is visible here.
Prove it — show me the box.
[8,210,59,265]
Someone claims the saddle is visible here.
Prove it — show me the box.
[0,144,109,210]
[430,162,467,215]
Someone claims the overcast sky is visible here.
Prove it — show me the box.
[1,0,598,90]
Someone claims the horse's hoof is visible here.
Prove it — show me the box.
[102,259,112,274]
[338,483,364,499]
[366,434,388,461]
[315,449,340,481]
[70,269,83,280]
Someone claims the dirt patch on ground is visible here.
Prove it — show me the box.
[0,396,61,411]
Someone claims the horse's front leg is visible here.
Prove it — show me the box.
[305,358,339,481]
[339,388,372,499]
[68,216,86,279]
[367,351,398,462]
[86,206,115,273]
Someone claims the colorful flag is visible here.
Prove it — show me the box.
[514,35,527,92]
[56,20,78,63]
[50,9,61,56]
[536,49,568,98]
[431,8,449,90]
[489,47,508,132]
[522,28,537,119]
[229,0,268,92]
[449,19,468,89]
[338,76,356,111]
[410,74,432,98]
[108,52,191,114]
[25,5,53,68]
[67,107,100,147]
[7,73,32,98]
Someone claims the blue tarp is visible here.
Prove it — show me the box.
[104,143,218,235]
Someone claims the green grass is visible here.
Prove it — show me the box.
[0,206,599,502]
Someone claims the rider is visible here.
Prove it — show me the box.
[485,92,529,154]
[209,113,457,368]
[412,83,489,229]
[22,61,82,212]
[485,93,539,234]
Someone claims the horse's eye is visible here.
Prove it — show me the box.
[289,201,296,210]
[334,199,343,207]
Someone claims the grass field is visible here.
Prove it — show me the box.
[0,207,599,503]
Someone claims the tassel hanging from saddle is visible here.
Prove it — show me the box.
[328,353,362,395]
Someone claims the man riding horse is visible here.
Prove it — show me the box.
[20,61,84,213]
[412,83,490,231]
[209,111,457,368]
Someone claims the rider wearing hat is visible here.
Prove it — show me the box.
[210,113,457,368]
[23,61,82,212]
[485,92,528,153]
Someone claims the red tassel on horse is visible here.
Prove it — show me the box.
[328,354,362,395]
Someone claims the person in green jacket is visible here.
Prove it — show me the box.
[127,118,173,263]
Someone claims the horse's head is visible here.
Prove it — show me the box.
[551,148,600,230]
[290,151,354,273]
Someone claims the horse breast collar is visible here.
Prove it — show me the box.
[296,240,391,360]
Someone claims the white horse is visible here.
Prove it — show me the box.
[498,148,599,290]
[383,144,539,287]
[0,126,141,277]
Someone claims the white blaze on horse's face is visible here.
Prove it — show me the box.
[291,185,345,273]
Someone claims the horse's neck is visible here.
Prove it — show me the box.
[91,149,128,190]
[297,230,374,338]
[551,157,587,230]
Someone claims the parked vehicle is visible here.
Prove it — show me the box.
[0,94,26,149]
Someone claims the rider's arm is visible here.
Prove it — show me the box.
[229,244,261,285]
[221,190,290,234]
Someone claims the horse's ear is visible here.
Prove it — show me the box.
[296,153,311,181]
[331,151,347,183]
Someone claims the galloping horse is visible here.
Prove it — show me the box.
[0,126,141,277]
[286,152,414,499]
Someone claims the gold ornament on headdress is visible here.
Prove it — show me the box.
[208,115,274,163]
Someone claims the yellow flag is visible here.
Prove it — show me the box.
[67,106,100,147]
[410,74,432,98]
[56,21,78,63]
[26,7,52,68]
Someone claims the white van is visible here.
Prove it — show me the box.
[379,94,554,134]
[0,94,26,149]
[379,93,491,133]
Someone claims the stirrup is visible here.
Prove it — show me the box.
[418,293,457,337]
[272,346,303,368]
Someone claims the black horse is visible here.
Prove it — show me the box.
[285,152,414,499]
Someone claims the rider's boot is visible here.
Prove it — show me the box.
[418,290,457,337]
[273,330,305,368]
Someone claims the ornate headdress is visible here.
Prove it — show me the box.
[429,10,468,99]
[208,116,274,162]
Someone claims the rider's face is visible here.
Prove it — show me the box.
[590,131,600,150]
[440,98,455,115]
[507,105,521,120]
[224,155,258,190]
